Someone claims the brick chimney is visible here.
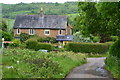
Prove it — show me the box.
[40,7,44,17]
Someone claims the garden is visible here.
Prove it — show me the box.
[1,32,116,78]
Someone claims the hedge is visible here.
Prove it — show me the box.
[65,42,113,54]
[26,40,38,50]
[35,43,52,51]
[26,40,52,51]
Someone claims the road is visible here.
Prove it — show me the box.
[65,57,114,79]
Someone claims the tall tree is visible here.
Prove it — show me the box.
[77,2,116,43]
[96,2,120,37]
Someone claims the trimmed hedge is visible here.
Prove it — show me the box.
[65,42,113,54]
[26,40,38,50]
[35,43,52,51]
[26,40,52,51]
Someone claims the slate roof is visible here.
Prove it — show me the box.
[56,35,73,41]
[13,14,68,29]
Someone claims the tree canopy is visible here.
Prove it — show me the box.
[76,2,120,43]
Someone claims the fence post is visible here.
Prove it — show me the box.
[2,38,4,54]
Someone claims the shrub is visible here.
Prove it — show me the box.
[109,38,120,58]
[20,33,30,42]
[2,31,13,41]
[73,32,93,42]
[25,40,38,50]
[105,55,120,79]
[35,43,52,51]
[65,42,112,54]
[37,37,43,42]
[9,39,21,47]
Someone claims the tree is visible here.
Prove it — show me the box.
[96,2,120,37]
[77,2,115,43]
[2,19,7,32]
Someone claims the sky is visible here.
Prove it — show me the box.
[0,0,78,4]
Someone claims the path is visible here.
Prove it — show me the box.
[65,57,114,79]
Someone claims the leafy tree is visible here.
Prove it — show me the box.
[2,19,7,32]
[96,2,120,37]
[2,31,12,41]
[77,2,114,43]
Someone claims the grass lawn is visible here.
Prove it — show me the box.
[2,48,86,78]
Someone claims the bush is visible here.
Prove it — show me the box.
[2,31,13,41]
[73,32,93,42]
[105,55,120,79]
[37,37,56,43]
[65,42,112,54]
[109,38,120,58]
[37,37,43,42]
[9,39,21,47]
[26,39,52,51]
[35,43,52,51]
[25,40,38,50]
[20,33,30,42]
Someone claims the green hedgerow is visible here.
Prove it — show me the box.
[65,42,112,54]
[109,38,120,58]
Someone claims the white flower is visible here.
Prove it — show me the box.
[17,61,19,64]
[6,66,13,69]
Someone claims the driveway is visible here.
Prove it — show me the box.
[65,57,114,79]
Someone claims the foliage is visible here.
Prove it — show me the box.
[96,2,120,37]
[19,33,30,42]
[9,39,21,47]
[65,42,113,54]
[25,39,38,50]
[35,43,53,51]
[2,48,86,78]
[2,19,7,32]
[25,39,52,51]
[2,31,12,41]
[2,2,78,19]
[109,38,120,58]
[111,36,119,42]
[37,37,43,42]
[37,37,56,43]
[77,2,120,43]
[105,55,120,79]
[73,31,93,42]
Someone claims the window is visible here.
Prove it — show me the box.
[44,29,50,35]
[17,29,20,34]
[29,29,34,35]
[58,30,62,35]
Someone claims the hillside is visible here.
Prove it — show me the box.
[2,2,78,19]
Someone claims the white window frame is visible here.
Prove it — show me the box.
[44,29,50,35]
[58,30,62,35]
[29,29,34,35]
[17,29,21,34]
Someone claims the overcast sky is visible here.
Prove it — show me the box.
[0,0,78,4]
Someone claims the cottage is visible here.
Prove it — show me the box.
[13,8,72,38]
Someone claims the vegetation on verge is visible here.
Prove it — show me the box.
[2,48,86,78]
[105,38,120,79]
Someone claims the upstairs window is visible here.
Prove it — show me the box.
[44,29,50,35]
[29,29,34,35]
[58,30,62,35]
[17,29,20,34]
